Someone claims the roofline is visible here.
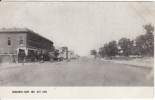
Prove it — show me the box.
[0,28,54,44]
[28,29,54,44]
[0,30,28,33]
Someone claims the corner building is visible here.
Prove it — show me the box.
[0,28,54,63]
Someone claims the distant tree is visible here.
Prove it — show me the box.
[143,24,154,34]
[135,35,146,55]
[106,40,118,58]
[98,40,118,59]
[135,24,154,56]
[90,49,97,57]
[130,46,141,56]
[98,47,106,57]
[118,38,134,56]
[143,24,154,56]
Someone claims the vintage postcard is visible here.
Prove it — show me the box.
[0,0,154,99]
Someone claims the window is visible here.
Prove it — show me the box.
[19,37,24,45]
[8,37,11,45]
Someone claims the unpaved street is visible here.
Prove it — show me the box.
[0,58,153,86]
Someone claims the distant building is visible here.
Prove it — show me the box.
[0,28,54,63]
[56,47,68,60]
[68,50,74,59]
[68,51,80,59]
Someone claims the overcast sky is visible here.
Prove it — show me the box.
[0,2,155,56]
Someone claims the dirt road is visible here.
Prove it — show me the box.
[0,58,153,86]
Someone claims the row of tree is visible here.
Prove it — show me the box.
[90,24,154,58]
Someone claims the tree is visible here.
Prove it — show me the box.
[130,46,141,56]
[143,24,154,56]
[143,24,154,34]
[135,24,154,56]
[90,49,97,56]
[98,40,118,59]
[118,38,134,56]
[106,40,118,57]
[98,47,106,57]
[135,35,146,55]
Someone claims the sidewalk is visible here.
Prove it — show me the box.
[100,58,154,68]
[0,60,68,70]
[0,62,39,70]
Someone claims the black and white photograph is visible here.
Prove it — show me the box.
[0,0,154,99]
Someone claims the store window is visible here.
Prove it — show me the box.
[8,37,11,45]
[19,37,24,45]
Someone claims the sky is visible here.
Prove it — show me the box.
[0,2,155,56]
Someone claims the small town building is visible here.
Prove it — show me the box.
[56,47,68,60]
[68,50,74,59]
[0,28,54,63]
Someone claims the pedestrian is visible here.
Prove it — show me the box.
[40,54,44,63]
[12,54,16,63]
[21,52,26,66]
[22,57,25,66]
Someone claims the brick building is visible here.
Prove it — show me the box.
[0,28,54,63]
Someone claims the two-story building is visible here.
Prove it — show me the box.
[0,28,54,63]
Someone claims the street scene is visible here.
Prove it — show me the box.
[0,57,153,86]
[0,2,154,86]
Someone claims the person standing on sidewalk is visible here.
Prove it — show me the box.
[21,52,26,66]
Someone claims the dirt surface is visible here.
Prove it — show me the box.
[0,58,153,86]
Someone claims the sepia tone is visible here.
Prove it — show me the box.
[0,2,154,86]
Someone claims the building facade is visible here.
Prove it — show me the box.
[68,50,74,59]
[0,28,54,63]
[56,47,68,60]
[68,51,79,59]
